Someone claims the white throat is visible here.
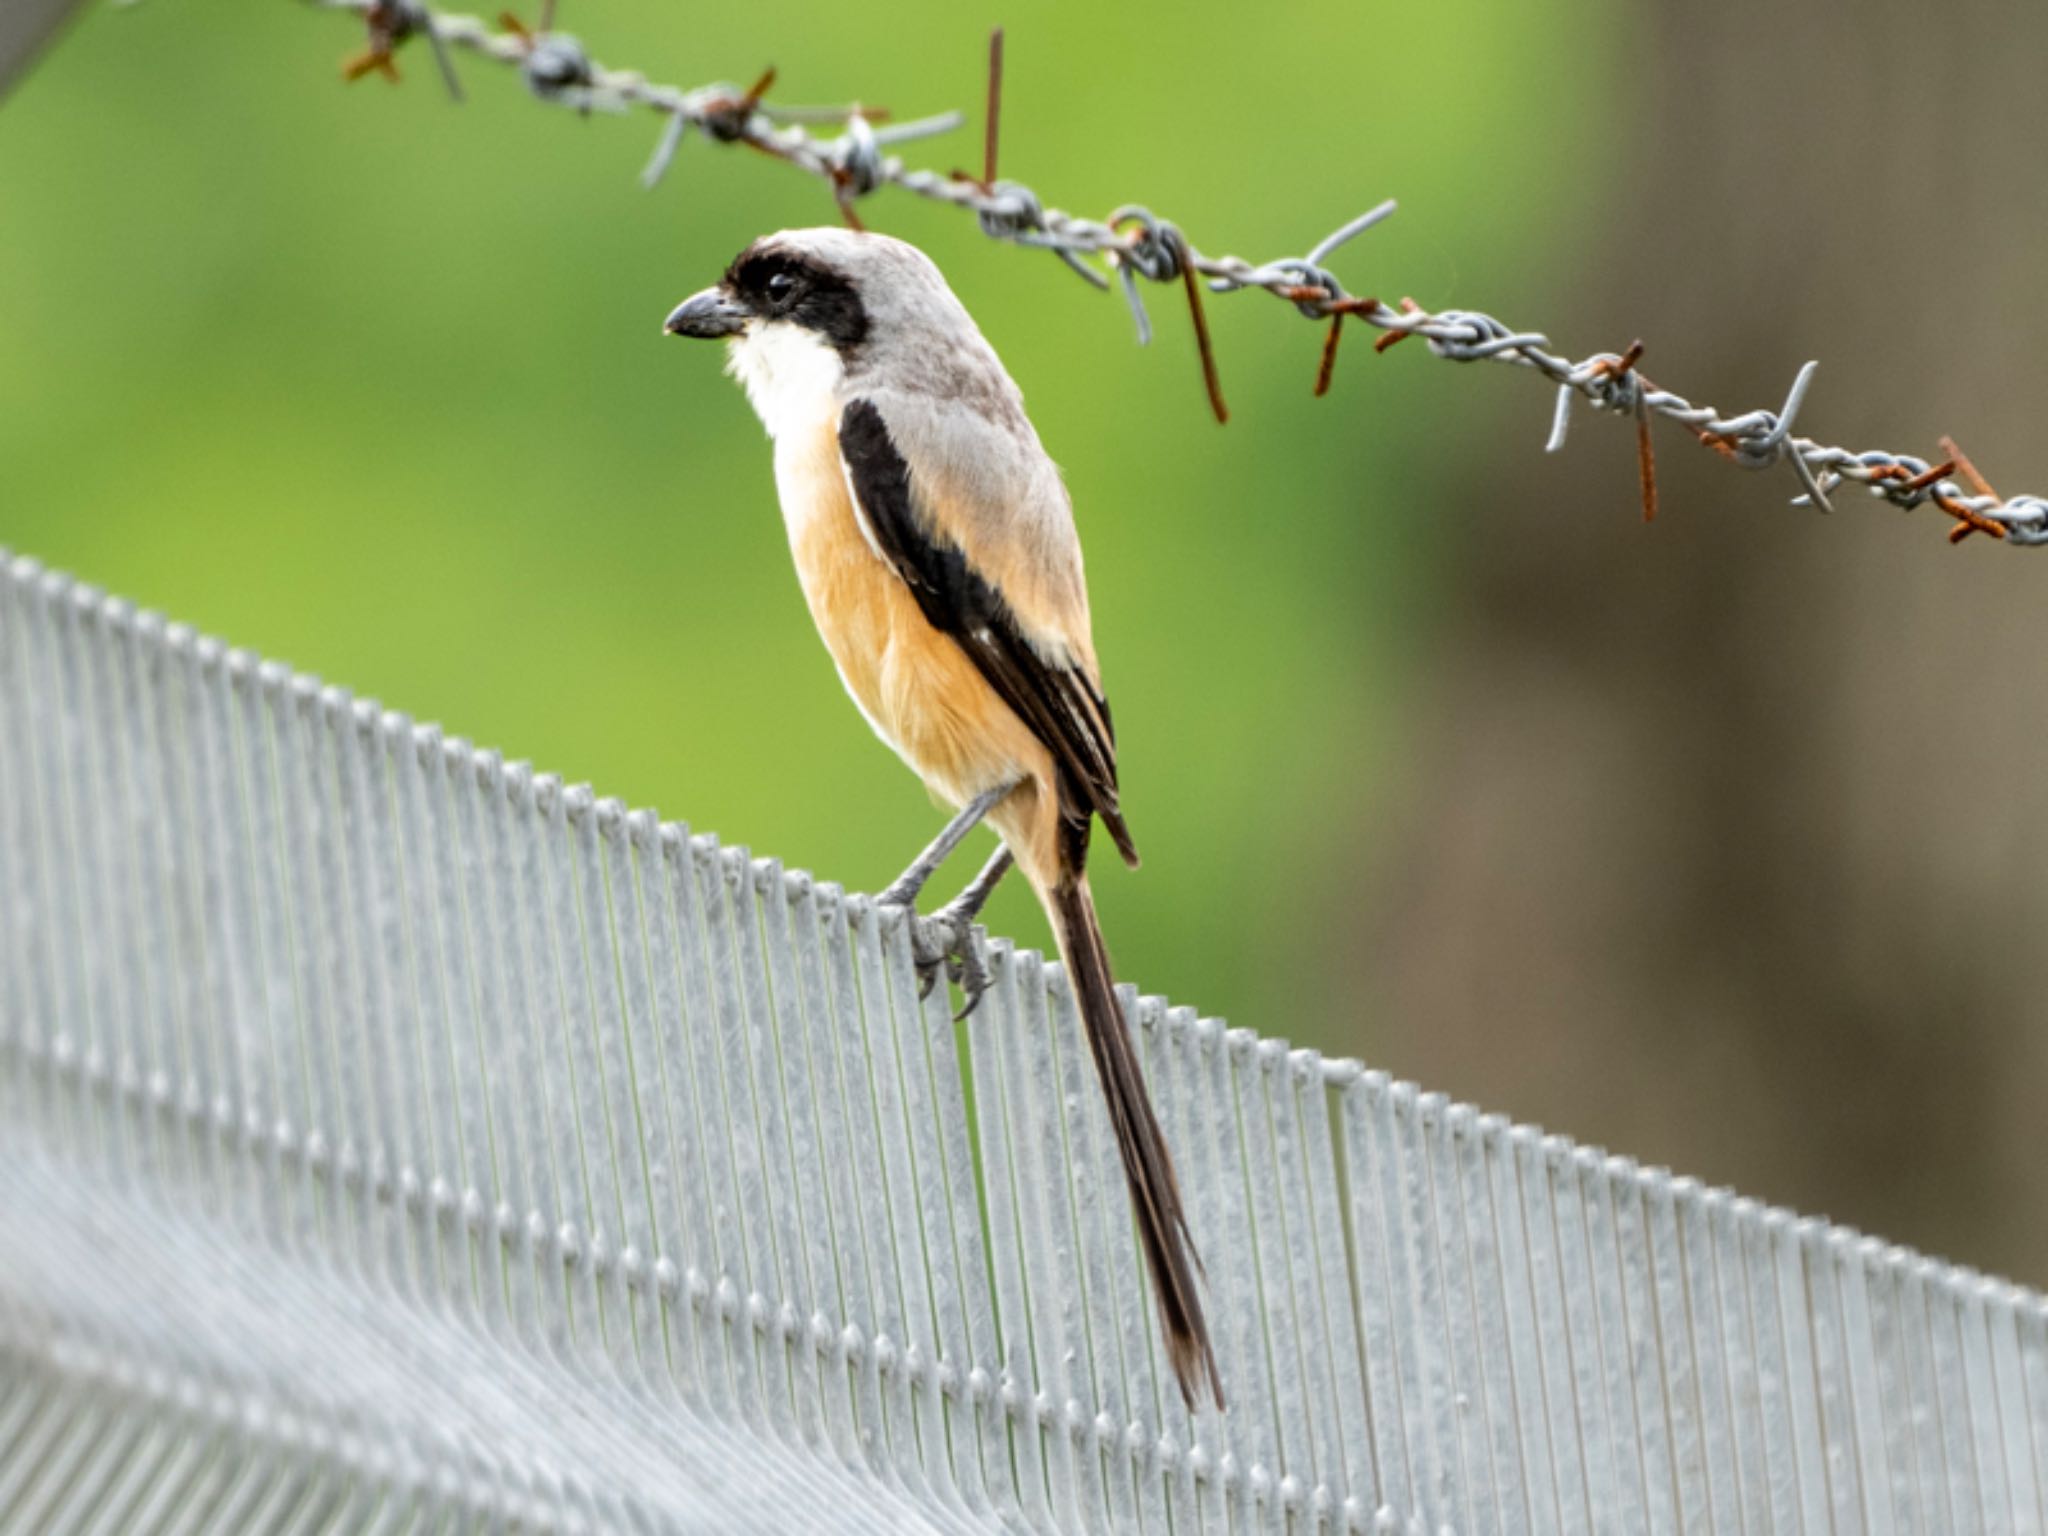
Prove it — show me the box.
[726,320,845,441]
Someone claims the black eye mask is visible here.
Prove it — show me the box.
[727,249,870,352]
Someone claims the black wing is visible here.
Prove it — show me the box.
[838,397,1137,870]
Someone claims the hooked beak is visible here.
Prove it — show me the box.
[663,287,750,339]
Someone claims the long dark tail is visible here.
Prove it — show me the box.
[1044,873,1224,1411]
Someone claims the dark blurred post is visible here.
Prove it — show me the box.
[1355,3,2048,1281]
[1,0,89,100]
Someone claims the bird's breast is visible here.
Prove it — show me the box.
[773,418,895,713]
[771,418,1043,805]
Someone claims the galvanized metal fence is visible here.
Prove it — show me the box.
[3,546,2047,1534]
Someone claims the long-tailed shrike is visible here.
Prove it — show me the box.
[665,228,1222,1409]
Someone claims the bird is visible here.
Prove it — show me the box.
[664,228,1223,1410]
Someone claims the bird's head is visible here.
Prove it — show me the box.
[664,228,878,349]
[664,228,991,439]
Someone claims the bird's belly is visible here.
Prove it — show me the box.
[773,424,1041,807]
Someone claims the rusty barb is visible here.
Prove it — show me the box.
[309,0,2048,550]
[340,0,462,98]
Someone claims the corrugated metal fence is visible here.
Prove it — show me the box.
[3,548,2046,1534]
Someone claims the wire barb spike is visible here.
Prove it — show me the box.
[983,28,1003,191]
[1314,314,1344,398]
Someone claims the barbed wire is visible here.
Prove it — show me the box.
[311,0,2048,549]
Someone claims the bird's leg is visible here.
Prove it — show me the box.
[877,782,1012,909]
[916,847,1014,1018]
[877,783,1018,1018]
[934,845,1014,930]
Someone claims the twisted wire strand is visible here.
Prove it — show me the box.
[310,0,2048,549]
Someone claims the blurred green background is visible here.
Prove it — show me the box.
[12,2,2048,1285]
[0,0,1611,1034]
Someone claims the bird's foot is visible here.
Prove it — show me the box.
[898,903,995,1021]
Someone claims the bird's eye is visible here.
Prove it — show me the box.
[765,272,797,303]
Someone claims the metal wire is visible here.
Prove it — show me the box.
[301,0,2048,548]
[8,548,2048,1533]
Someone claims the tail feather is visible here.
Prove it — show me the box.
[1045,874,1224,1411]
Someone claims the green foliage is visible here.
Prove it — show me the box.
[0,0,1615,1046]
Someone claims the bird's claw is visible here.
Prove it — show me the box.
[905,907,994,1020]
[945,923,994,1021]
